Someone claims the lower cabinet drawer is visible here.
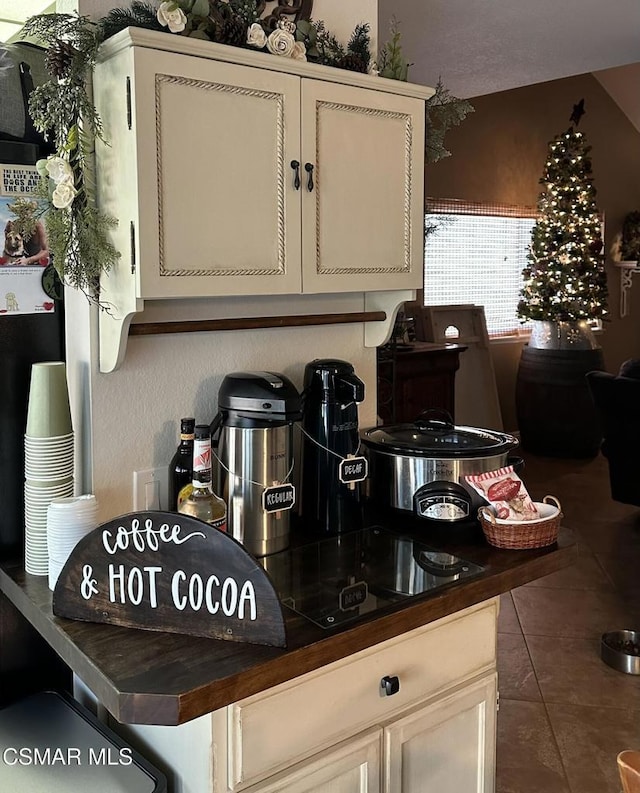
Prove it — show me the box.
[226,598,498,790]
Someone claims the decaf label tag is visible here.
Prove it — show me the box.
[338,456,368,484]
[262,483,296,513]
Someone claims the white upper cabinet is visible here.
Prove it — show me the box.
[93,29,432,370]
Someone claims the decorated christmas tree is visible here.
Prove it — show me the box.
[518,101,608,323]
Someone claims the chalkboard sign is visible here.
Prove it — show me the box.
[53,511,286,647]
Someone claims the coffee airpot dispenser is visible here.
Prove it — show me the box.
[300,359,366,535]
[210,371,302,557]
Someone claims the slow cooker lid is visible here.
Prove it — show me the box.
[362,413,518,457]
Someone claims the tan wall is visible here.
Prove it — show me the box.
[425,73,640,432]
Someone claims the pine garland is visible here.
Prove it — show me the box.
[21,13,119,302]
[98,2,164,41]
[425,79,474,164]
[340,23,370,72]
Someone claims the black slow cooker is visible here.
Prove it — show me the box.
[361,410,520,523]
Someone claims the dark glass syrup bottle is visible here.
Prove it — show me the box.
[169,417,195,510]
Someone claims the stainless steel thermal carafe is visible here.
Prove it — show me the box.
[211,371,302,557]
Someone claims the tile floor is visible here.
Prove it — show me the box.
[496,451,640,793]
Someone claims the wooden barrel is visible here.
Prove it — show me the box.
[515,346,605,458]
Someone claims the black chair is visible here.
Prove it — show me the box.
[586,370,640,506]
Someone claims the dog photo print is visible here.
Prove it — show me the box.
[0,163,53,315]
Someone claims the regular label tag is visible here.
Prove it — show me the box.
[262,483,296,513]
[338,456,368,484]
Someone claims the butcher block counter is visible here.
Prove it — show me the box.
[0,523,574,727]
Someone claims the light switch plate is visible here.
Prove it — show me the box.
[133,467,169,511]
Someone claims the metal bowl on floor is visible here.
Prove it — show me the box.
[601,630,640,674]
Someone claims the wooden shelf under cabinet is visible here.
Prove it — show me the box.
[377,342,467,424]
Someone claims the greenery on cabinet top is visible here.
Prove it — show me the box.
[17,4,472,305]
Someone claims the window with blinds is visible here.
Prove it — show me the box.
[424,199,539,337]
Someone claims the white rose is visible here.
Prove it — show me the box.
[52,181,77,209]
[266,29,295,58]
[247,23,267,49]
[156,1,187,34]
[291,41,307,61]
[46,156,74,185]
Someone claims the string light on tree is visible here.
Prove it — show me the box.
[518,100,608,323]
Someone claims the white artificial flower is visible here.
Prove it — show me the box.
[156,1,187,34]
[46,156,74,185]
[52,181,77,210]
[247,22,267,49]
[291,41,307,61]
[266,28,296,58]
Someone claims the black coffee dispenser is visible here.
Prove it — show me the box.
[300,359,366,535]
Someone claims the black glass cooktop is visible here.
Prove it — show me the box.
[259,526,484,630]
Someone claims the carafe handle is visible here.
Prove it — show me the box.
[336,373,365,404]
[209,412,224,448]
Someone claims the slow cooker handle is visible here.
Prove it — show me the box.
[414,408,455,434]
[508,454,525,475]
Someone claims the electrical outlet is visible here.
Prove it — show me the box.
[133,467,169,511]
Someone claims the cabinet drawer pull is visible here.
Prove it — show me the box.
[290,160,301,190]
[305,162,314,191]
[380,675,400,697]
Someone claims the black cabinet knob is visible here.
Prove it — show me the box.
[380,675,400,696]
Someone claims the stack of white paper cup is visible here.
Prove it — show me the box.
[47,495,98,590]
[24,362,74,575]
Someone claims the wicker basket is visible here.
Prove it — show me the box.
[478,495,562,549]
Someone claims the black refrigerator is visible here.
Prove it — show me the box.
[0,140,64,560]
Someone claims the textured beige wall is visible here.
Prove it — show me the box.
[425,73,640,432]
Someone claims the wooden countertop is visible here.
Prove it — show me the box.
[0,524,575,727]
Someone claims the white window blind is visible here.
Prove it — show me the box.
[424,199,538,337]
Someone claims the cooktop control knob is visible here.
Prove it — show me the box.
[380,675,400,697]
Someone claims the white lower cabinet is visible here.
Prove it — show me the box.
[242,729,382,793]
[107,599,499,793]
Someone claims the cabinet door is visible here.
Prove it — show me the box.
[384,674,497,793]
[246,729,382,793]
[132,48,302,298]
[300,80,424,294]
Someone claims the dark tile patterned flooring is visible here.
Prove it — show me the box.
[497,451,640,793]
